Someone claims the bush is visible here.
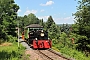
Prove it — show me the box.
[0,42,25,60]
[0,39,4,44]
[7,35,17,42]
[60,47,90,60]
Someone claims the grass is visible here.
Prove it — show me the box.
[20,53,30,60]
[52,45,90,60]
[60,47,90,60]
[0,42,25,60]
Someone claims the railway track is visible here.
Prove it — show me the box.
[20,39,74,60]
[38,50,53,60]
[48,49,72,60]
[36,49,73,60]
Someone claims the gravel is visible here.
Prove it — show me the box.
[19,39,32,50]
[25,50,44,60]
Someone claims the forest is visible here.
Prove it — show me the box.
[0,0,90,60]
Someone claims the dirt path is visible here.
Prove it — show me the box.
[25,50,44,60]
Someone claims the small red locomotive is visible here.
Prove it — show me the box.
[26,24,52,49]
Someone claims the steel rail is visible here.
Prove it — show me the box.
[48,49,73,60]
[38,50,53,60]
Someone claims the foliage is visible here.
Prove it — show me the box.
[17,16,25,31]
[0,39,4,44]
[0,42,25,60]
[52,32,90,60]
[0,0,19,40]
[17,13,41,33]
[60,47,90,60]
[7,35,17,42]
[48,23,60,39]
[44,16,61,39]
[72,0,90,53]
[0,0,89,59]
[51,0,90,59]
[39,19,44,26]
[46,16,55,29]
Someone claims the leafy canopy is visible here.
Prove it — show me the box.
[73,0,90,52]
[0,0,19,39]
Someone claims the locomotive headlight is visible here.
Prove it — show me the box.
[41,33,44,36]
[35,38,38,40]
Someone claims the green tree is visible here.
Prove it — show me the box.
[46,16,55,29]
[17,15,29,29]
[23,15,29,27]
[46,16,60,39]
[73,0,90,52]
[0,0,19,39]
[27,13,40,25]
[61,24,71,35]
[39,19,44,26]
[48,23,58,39]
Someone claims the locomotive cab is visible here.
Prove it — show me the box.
[35,30,48,40]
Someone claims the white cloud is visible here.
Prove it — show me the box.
[40,9,45,12]
[63,17,71,20]
[24,10,37,15]
[55,16,75,24]
[40,1,54,6]
[17,9,21,13]
[38,16,74,24]
[38,16,49,21]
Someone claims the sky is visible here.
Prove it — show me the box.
[15,0,78,24]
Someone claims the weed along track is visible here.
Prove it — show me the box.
[35,49,72,60]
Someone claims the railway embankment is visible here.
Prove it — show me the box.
[20,38,74,60]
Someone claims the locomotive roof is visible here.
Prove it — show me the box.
[25,24,43,28]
